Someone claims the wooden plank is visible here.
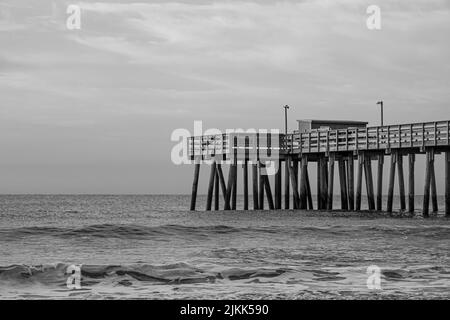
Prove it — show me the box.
[408,154,415,213]
[190,163,201,211]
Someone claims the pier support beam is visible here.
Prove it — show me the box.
[387,153,396,213]
[252,163,259,210]
[422,150,434,217]
[217,164,227,202]
[284,158,290,209]
[225,163,234,210]
[206,161,216,211]
[293,159,299,209]
[376,155,384,211]
[243,161,248,210]
[347,156,354,211]
[355,154,363,211]
[364,156,375,210]
[259,162,265,210]
[190,162,201,211]
[430,161,438,213]
[299,157,308,209]
[214,169,219,210]
[289,163,300,209]
[397,153,406,211]
[263,170,275,210]
[446,151,450,216]
[408,154,415,213]
[327,154,335,210]
[275,160,282,209]
[338,158,348,210]
[306,169,313,210]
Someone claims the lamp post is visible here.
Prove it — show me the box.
[283,105,289,135]
[376,100,384,126]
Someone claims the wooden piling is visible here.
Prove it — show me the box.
[423,150,433,217]
[305,169,313,210]
[252,163,259,210]
[225,164,234,210]
[285,158,290,209]
[232,162,237,210]
[338,159,348,210]
[397,153,406,210]
[206,161,216,211]
[263,172,275,210]
[320,158,328,210]
[408,154,415,213]
[327,154,335,210]
[216,164,227,201]
[347,156,354,211]
[259,162,265,210]
[275,160,282,209]
[364,156,375,210]
[317,158,323,209]
[387,153,396,213]
[355,155,363,211]
[445,151,450,216]
[214,170,219,210]
[243,160,248,210]
[376,154,384,211]
[430,161,438,213]
[190,162,201,211]
[299,157,308,209]
[289,164,300,209]
[293,159,299,209]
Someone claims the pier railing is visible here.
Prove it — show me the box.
[188,132,281,160]
[188,121,450,159]
[284,120,450,153]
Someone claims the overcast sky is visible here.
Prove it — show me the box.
[0,0,449,194]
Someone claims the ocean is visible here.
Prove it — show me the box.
[0,195,448,299]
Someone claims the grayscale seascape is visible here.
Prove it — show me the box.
[0,195,448,299]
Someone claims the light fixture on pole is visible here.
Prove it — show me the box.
[283,105,289,135]
[376,100,384,126]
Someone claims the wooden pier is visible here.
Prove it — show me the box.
[188,120,450,216]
